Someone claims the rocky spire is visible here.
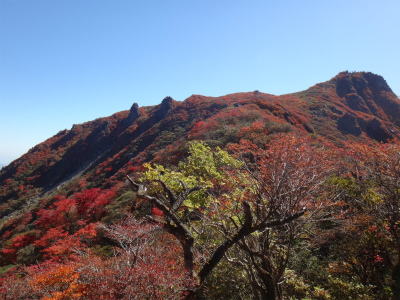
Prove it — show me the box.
[155,96,175,119]
[125,102,142,125]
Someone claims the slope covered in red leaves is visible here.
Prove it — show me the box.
[0,71,399,299]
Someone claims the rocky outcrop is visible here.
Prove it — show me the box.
[329,71,400,140]
[363,73,400,126]
[335,72,400,123]
[155,96,176,119]
[337,113,362,136]
[125,103,142,125]
[344,93,370,113]
[336,72,358,98]
[366,118,394,142]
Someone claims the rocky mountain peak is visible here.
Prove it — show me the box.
[156,96,176,119]
[125,102,142,125]
[334,71,400,127]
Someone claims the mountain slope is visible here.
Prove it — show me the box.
[0,71,399,223]
[295,71,400,141]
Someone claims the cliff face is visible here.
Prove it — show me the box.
[335,72,399,140]
[1,71,399,217]
[336,71,399,124]
[291,71,400,142]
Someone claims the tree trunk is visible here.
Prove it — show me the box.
[262,277,276,300]
[392,243,400,300]
[258,267,277,300]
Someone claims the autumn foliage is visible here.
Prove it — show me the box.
[1,71,400,299]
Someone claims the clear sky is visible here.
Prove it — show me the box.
[0,0,399,165]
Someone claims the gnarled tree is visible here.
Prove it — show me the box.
[127,137,336,298]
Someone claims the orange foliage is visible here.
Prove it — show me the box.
[30,265,86,300]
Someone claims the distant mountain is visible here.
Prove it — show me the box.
[0,72,399,224]
[0,71,399,221]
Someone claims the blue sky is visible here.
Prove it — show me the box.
[0,0,399,165]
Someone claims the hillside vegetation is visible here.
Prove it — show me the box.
[1,71,400,299]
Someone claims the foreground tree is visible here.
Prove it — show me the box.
[127,136,338,299]
[336,140,400,299]
[224,135,338,299]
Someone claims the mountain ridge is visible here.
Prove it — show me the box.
[1,71,399,221]
[1,71,400,299]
